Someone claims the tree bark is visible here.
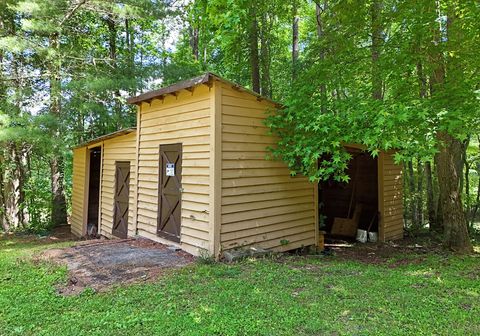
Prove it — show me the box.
[189,25,199,61]
[106,14,123,130]
[292,1,299,81]
[472,158,480,226]
[436,132,473,252]
[249,4,260,94]
[425,161,437,229]
[259,12,272,98]
[370,0,383,100]
[428,3,472,252]
[49,33,68,227]
[315,1,327,113]
[416,160,424,227]
[407,160,417,227]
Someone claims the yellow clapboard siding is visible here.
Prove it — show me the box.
[219,85,316,253]
[137,87,212,254]
[142,117,210,135]
[222,188,313,206]
[222,132,276,144]
[222,175,307,188]
[222,223,314,246]
[222,196,313,215]
[379,151,404,241]
[142,108,210,127]
[222,167,293,179]
[222,159,285,169]
[100,132,137,238]
[221,217,314,242]
[221,204,313,224]
[222,151,269,160]
[221,210,314,233]
[71,147,87,236]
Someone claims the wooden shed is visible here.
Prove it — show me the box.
[71,128,137,239]
[70,73,404,257]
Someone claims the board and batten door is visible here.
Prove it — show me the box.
[158,143,182,243]
[112,161,130,239]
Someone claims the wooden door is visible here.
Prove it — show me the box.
[158,143,182,242]
[113,161,130,239]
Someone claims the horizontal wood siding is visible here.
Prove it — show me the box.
[99,133,137,238]
[137,85,212,255]
[220,84,316,252]
[71,147,87,237]
[381,151,404,240]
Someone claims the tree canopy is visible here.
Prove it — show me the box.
[1,0,479,251]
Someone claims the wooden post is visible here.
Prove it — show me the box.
[209,81,222,259]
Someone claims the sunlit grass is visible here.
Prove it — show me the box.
[0,236,479,335]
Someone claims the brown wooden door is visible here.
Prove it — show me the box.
[158,143,182,242]
[113,161,130,239]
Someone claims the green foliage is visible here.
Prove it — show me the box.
[1,236,480,335]
[266,0,480,181]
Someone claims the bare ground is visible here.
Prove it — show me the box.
[38,237,194,295]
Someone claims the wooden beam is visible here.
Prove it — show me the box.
[209,81,222,259]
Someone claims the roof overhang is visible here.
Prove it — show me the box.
[126,72,281,107]
[73,127,136,149]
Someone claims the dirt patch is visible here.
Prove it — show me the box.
[322,234,447,266]
[38,238,194,295]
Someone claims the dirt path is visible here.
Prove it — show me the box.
[39,238,194,295]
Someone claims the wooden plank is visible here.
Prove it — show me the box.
[208,81,221,258]
[141,108,210,127]
[222,204,314,225]
[222,196,313,215]
[221,217,314,242]
[222,167,292,179]
[222,160,286,169]
[222,175,307,188]
[222,188,313,205]
[223,132,276,144]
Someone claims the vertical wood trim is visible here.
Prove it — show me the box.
[82,148,90,236]
[209,80,222,258]
[377,151,385,242]
[314,181,319,246]
[96,142,104,235]
[133,105,141,235]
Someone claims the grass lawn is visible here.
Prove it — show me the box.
[1,236,480,335]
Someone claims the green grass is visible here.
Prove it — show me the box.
[1,237,480,335]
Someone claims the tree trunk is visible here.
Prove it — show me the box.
[407,160,417,227]
[425,161,437,229]
[189,25,199,61]
[49,33,68,227]
[416,160,424,227]
[315,1,327,113]
[249,5,260,94]
[370,0,383,100]
[436,132,473,252]
[292,1,299,81]
[472,159,480,226]
[259,13,272,98]
[429,2,471,251]
[106,14,122,130]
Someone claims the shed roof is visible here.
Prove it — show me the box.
[74,127,136,149]
[126,72,280,106]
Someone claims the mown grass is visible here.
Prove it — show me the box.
[0,236,479,336]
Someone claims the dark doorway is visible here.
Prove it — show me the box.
[158,143,182,243]
[87,147,101,236]
[113,161,130,239]
[319,149,379,239]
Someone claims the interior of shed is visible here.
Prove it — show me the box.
[318,149,379,240]
[86,147,101,236]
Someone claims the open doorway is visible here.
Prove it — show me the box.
[319,149,378,240]
[86,147,101,236]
